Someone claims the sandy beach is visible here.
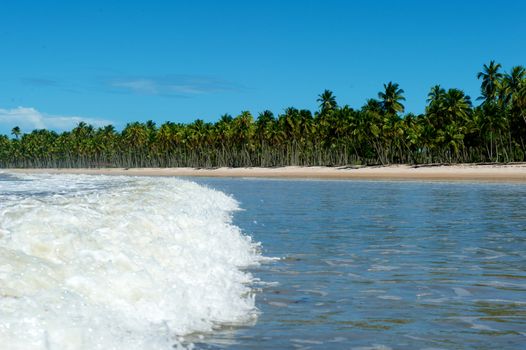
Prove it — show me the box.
[5,164,526,182]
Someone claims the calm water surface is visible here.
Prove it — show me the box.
[194,179,526,349]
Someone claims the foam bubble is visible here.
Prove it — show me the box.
[0,173,263,349]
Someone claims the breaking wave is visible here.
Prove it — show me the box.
[0,173,262,349]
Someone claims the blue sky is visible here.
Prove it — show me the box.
[0,0,525,135]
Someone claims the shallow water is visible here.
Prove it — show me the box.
[1,174,526,349]
[194,178,526,349]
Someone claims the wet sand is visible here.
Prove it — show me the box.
[6,164,526,182]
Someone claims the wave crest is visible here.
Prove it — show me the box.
[0,174,262,349]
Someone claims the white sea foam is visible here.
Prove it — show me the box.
[0,173,263,349]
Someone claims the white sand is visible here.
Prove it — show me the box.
[6,164,526,182]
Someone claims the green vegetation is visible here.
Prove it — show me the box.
[1,61,525,168]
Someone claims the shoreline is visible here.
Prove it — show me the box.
[4,164,526,183]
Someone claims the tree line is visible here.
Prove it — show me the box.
[1,61,525,168]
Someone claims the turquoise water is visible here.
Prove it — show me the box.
[194,179,526,349]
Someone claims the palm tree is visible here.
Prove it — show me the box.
[156,122,176,159]
[504,66,526,94]
[0,135,11,167]
[215,114,233,144]
[11,126,21,140]
[255,110,275,138]
[517,84,526,125]
[122,122,149,166]
[228,111,255,166]
[426,85,446,106]
[254,110,276,166]
[378,82,405,116]
[442,89,472,122]
[477,60,503,104]
[359,99,385,164]
[317,90,337,115]
[362,98,383,114]
[425,85,448,133]
[95,125,118,166]
[503,66,526,111]
[426,88,473,161]
[232,111,254,144]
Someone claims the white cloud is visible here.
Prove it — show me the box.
[0,107,114,135]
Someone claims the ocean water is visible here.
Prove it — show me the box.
[193,178,526,349]
[0,173,263,350]
[1,174,526,349]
